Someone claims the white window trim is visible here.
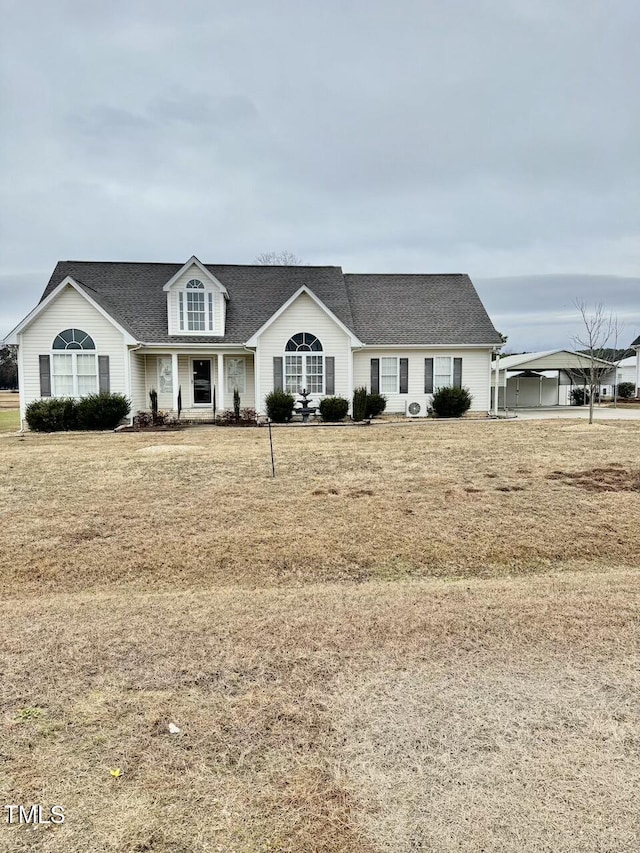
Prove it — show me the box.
[284,352,325,395]
[50,350,99,398]
[434,356,454,391]
[178,283,215,334]
[379,356,399,395]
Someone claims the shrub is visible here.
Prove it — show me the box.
[571,387,589,406]
[134,410,153,428]
[218,407,257,426]
[352,386,367,421]
[26,397,78,432]
[26,393,130,431]
[233,388,241,422]
[76,392,130,430]
[266,389,295,423]
[617,381,635,399]
[431,386,472,418]
[365,393,387,419]
[149,388,159,424]
[134,409,178,428]
[319,396,349,421]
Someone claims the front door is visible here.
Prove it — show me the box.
[192,359,212,405]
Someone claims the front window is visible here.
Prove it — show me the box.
[380,357,398,393]
[284,333,324,394]
[434,356,453,390]
[51,329,97,396]
[179,279,214,332]
[186,280,205,331]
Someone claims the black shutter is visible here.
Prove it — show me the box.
[325,357,335,395]
[399,358,409,394]
[98,355,110,393]
[370,358,379,394]
[453,357,462,388]
[273,356,283,391]
[424,358,434,393]
[39,355,51,397]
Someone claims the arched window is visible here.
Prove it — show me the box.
[51,329,97,396]
[285,332,322,352]
[284,333,324,394]
[52,329,95,350]
[179,279,212,331]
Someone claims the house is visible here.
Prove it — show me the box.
[6,257,503,426]
[600,355,640,398]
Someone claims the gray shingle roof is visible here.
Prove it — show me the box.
[344,273,503,345]
[42,261,502,346]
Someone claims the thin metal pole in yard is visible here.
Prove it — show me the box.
[268,419,276,478]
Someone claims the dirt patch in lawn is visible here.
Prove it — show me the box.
[548,464,640,492]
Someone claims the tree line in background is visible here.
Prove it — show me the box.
[0,345,18,389]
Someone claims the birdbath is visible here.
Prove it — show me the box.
[296,388,317,423]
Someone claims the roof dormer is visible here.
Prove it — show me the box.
[163,256,228,336]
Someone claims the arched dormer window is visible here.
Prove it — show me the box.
[179,279,213,332]
[284,333,324,394]
[51,329,98,396]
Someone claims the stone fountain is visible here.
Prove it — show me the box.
[295,388,317,423]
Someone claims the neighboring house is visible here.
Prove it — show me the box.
[600,355,640,397]
[6,257,503,426]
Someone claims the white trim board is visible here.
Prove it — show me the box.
[5,277,137,346]
[162,256,229,297]
[245,286,363,348]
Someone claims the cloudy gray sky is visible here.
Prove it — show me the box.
[1,0,638,350]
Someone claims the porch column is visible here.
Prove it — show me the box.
[171,353,179,411]
[217,353,224,411]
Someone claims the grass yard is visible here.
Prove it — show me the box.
[0,390,20,432]
[0,421,638,852]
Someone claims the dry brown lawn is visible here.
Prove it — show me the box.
[0,420,638,852]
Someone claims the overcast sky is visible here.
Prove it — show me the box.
[1,0,638,350]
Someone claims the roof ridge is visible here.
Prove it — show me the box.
[60,260,343,270]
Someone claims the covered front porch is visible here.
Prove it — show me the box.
[130,348,256,419]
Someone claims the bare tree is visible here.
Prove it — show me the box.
[255,251,305,266]
[571,300,621,424]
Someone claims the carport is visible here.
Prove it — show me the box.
[491,349,615,411]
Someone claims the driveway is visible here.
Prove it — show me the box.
[510,406,640,420]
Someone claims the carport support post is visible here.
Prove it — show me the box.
[493,352,500,416]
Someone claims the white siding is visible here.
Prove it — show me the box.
[254,292,351,413]
[166,264,226,337]
[19,284,126,411]
[353,348,493,413]
[129,350,146,413]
